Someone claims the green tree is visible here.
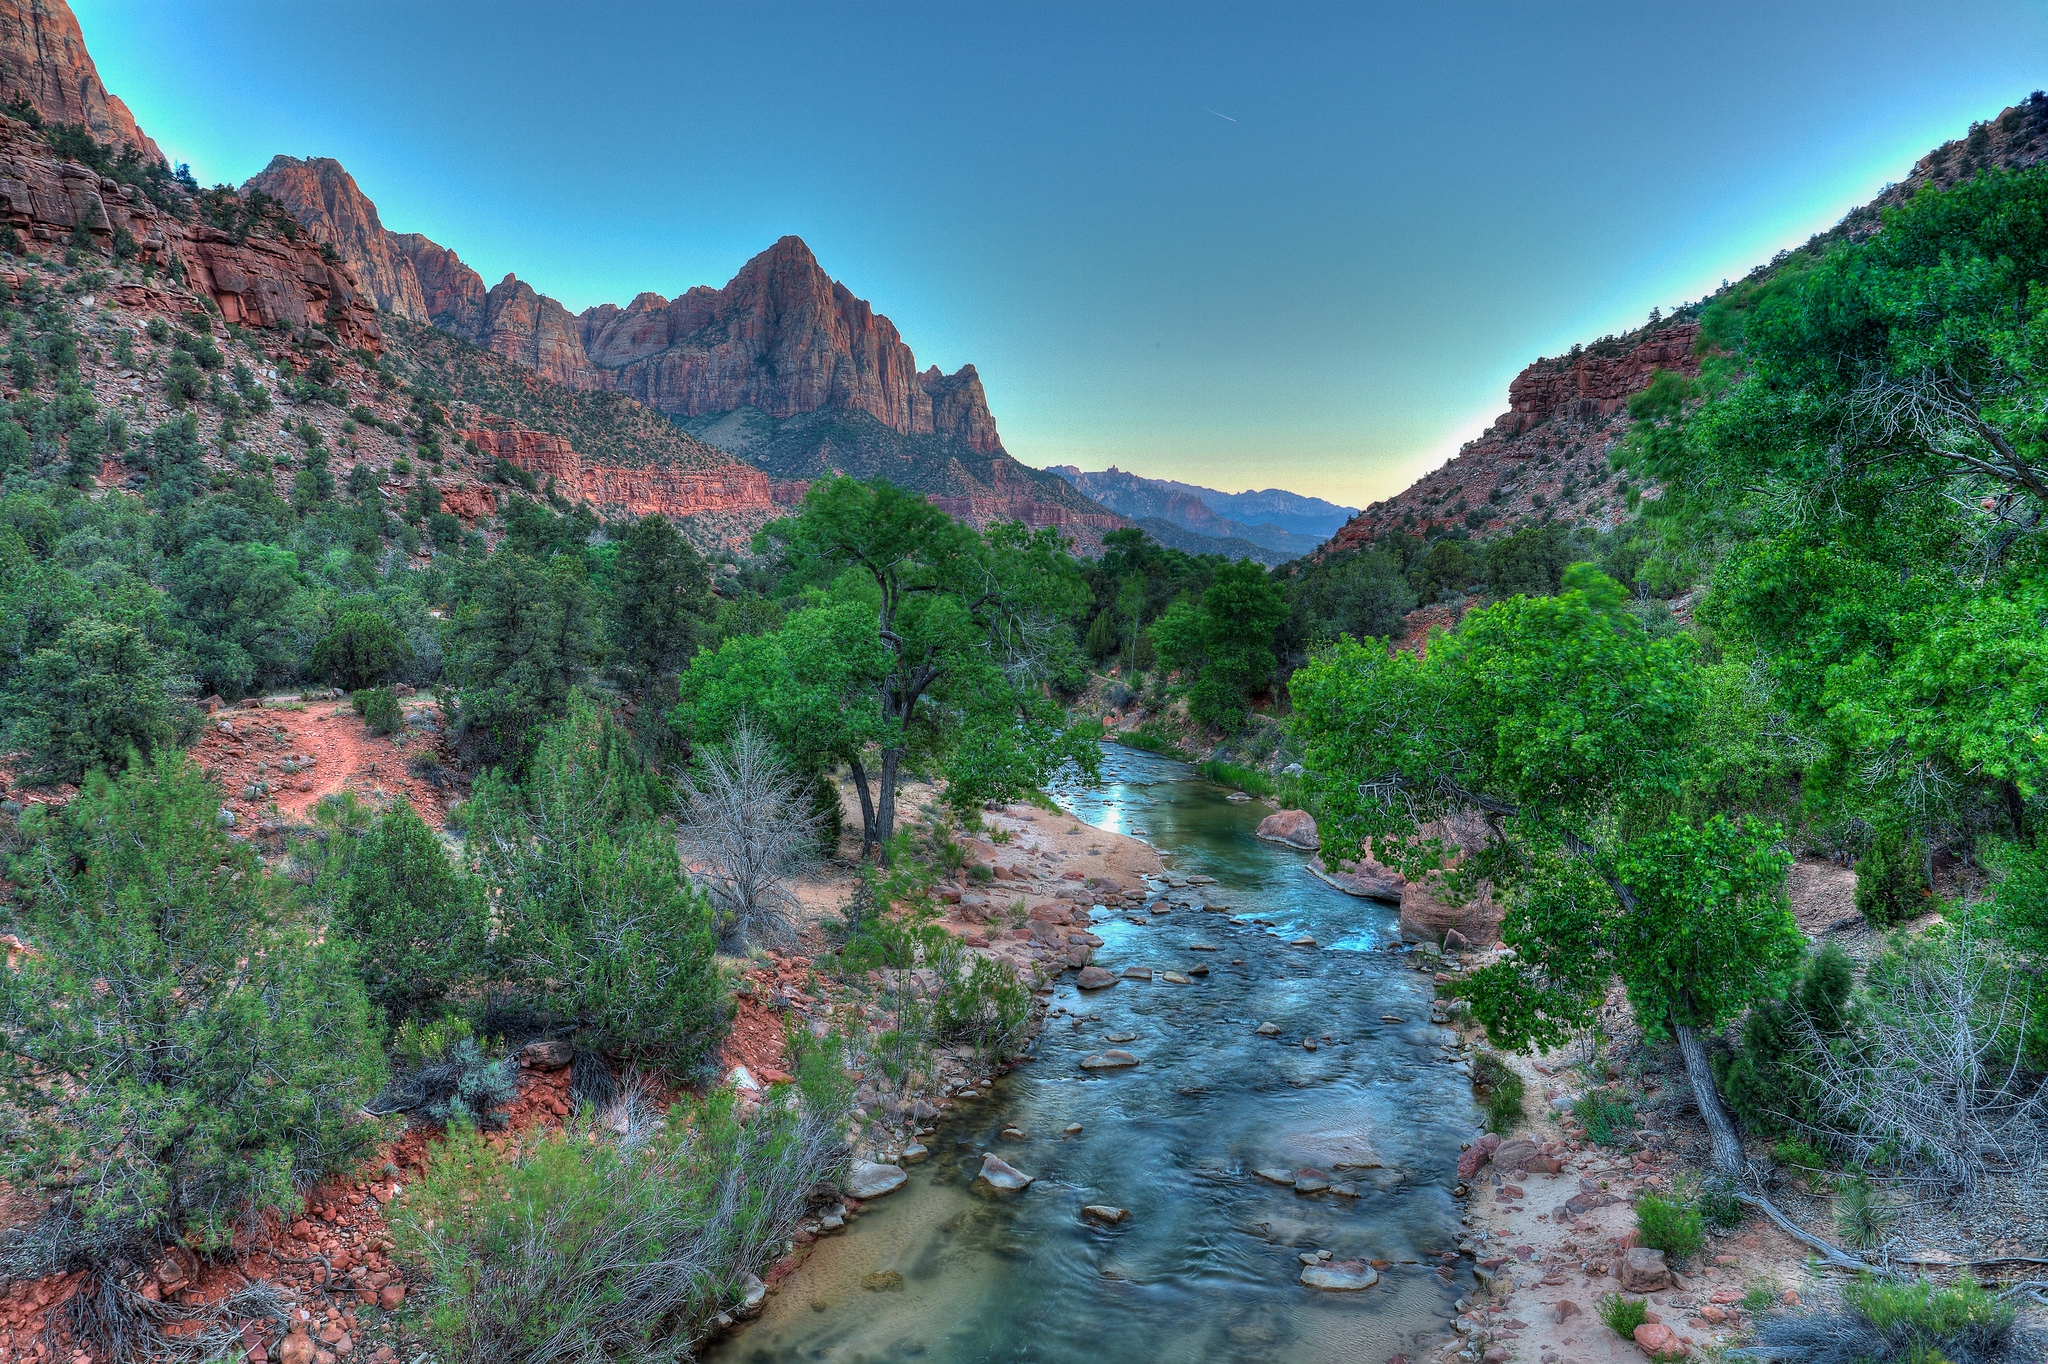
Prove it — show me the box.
[6,615,190,784]
[0,756,385,1270]
[445,551,602,765]
[1292,565,1802,1172]
[470,698,726,1071]
[326,797,489,1021]
[608,512,711,698]
[1150,558,1288,730]
[760,477,1096,857]
[313,604,410,691]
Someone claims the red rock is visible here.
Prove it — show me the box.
[377,1283,405,1310]
[1254,809,1320,850]
[1633,1323,1686,1360]
[463,419,785,524]
[245,156,430,320]
[0,0,159,157]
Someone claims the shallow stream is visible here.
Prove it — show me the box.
[711,744,1479,1363]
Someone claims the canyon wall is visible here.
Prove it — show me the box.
[0,0,158,158]
[246,156,429,321]
[464,418,800,521]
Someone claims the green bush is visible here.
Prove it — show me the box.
[1717,945,1854,1135]
[1835,1175,1895,1250]
[375,1035,518,1130]
[390,1086,846,1362]
[1857,829,1930,928]
[1634,1189,1705,1258]
[5,614,191,784]
[1696,1176,1745,1231]
[1774,1137,1831,1182]
[1471,1051,1526,1133]
[1599,1294,1650,1338]
[1572,1088,1638,1145]
[934,954,1031,1060]
[315,607,410,690]
[1756,1275,2031,1364]
[323,796,488,1020]
[352,684,404,735]
[0,756,385,1272]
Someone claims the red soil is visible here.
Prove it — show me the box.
[190,695,461,833]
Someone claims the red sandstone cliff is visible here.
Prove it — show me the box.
[464,417,798,521]
[245,156,429,321]
[0,0,158,159]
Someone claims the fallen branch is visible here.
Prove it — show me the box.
[1735,1190,1892,1276]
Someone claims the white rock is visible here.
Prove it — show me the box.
[846,1161,908,1200]
[1300,1261,1380,1291]
[975,1154,1034,1193]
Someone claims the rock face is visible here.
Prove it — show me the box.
[1255,810,1320,850]
[0,117,379,354]
[0,0,159,158]
[461,417,790,520]
[245,156,429,320]
[392,231,486,335]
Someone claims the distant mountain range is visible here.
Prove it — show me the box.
[1044,466,1356,563]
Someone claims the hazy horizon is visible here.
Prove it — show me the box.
[77,1,2048,505]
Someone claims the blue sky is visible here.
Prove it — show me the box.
[78,2,2048,505]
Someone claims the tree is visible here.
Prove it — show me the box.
[1292,565,1802,1173]
[324,796,489,1021]
[1150,559,1288,730]
[759,477,1096,858]
[609,512,711,699]
[6,615,190,784]
[445,551,602,766]
[0,756,384,1282]
[312,604,410,691]
[674,720,826,949]
[470,698,726,1073]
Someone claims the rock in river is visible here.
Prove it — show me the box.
[1082,1204,1129,1224]
[1075,966,1118,990]
[846,1161,907,1200]
[1121,965,1153,980]
[1255,809,1321,850]
[1079,1049,1141,1070]
[976,1154,1035,1193]
[1300,1260,1380,1291]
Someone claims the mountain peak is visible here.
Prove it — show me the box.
[0,0,160,159]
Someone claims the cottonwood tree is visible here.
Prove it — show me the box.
[686,477,1095,861]
[675,720,826,949]
[1150,558,1289,730]
[1292,565,1803,1174]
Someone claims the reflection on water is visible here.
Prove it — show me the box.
[712,744,1477,1363]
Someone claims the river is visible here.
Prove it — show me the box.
[711,743,1480,1364]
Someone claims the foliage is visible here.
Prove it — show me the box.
[1599,1294,1650,1339]
[1634,1189,1705,1259]
[607,512,711,699]
[1835,1175,1895,1250]
[373,1036,519,1131]
[352,683,403,736]
[0,756,384,1273]
[470,697,727,1075]
[1715,944,1855,1136]
[389,1085,846,1364]
[1856,828,1931,929]
[1572,1089,1638,1146]
[1756,1275,2037,1364]
[1150,558,1289,730]
[321,796,489,1021]
[4,614,191,784]
[445,548,602,766]
[314,605,410,690]
[1470,1051,1525,1133]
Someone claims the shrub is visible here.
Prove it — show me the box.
[1599,1294,1650,1338]
[1835,1175,1895,1250]
[1774,1137,1831,1180]
[1696,1176,1745,1231]
[373,1035,518,1130]
[1856,828,1929,928]
[1572,1088,1637,1145]
[352,684,403,735]
[323,797,488,1020]
[1755,1275,2037,1364]
[5,615,191,784]
[390,1086,846,1361]
[1634,1189,1705,1259]
[314,606,410,690]
[1471,1051,1526,1133]
[934,954,1031,1060]
[1717,945,1854,1135]
[0,757,385,1280]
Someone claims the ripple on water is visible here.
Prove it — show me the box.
[712,744,1477,1364]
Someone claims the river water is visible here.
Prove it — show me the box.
[712,744,1479,1364]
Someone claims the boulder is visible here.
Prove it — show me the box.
[1292,1169,1331,1194]
[975,1154,1034,1193]
[1081,1204,1128,1224]
[1079,1049,1140,1070]
[518,1038,573,1070]
[1300,1260,1380,1291]
[1633,1322,1687,1359]
[1457,1133,1503,1178]
[377,1282,406,1310]
[900,1142,929,1163]
[846,1161,908,1200]
[1255,1022,1281,1036]
[1489,1137,1538,1173]
[1621,1246,1672,1293]
[862,1270,905,1291]
[1075,966,1117,990]
[1121,965,1153,980]
[1255,810,1320,850]
[1395,811,1502,946]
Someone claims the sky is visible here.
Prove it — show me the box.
[76,2,2048,506]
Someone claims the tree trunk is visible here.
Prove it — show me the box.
[1675,1023,1745,1176]
[875,746,902,862]
[847,758,877,860]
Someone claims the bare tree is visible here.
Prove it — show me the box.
[675,720,826,950]
[1793,914,2048,1200]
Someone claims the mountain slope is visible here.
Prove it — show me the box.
[243,165,1130,549]
[1046,465,1338,556]
[0,0,159,157]
[1325,92,2048,560]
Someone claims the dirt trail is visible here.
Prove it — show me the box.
[191,694,459,831]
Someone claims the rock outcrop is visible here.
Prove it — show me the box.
[0,0,159,158]
[463,417,796,521]
[245,156,429,320]
[390,231,486,336]
[0,116,379,353]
